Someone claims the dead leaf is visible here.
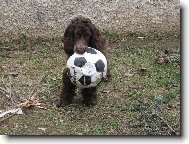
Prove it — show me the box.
[154,87,168,95]
[124,73,134,77]
[102,88,112,94]
[156,52,180,64]
[167,53,180,63]
[9,72,19,77]
[156,56,168,64]
[167,103,175,110]
[16,95,44,109]
[42,42,51,47]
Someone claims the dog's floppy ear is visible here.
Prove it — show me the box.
[63,24,75,56]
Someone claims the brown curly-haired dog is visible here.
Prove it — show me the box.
[57,16,110,107]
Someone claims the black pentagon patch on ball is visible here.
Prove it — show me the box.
[79,75,91,86]
[86,48,97,54]
[74,57,87,67]
[95,59,105,72]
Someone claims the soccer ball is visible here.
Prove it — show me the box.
[66,47,107,89]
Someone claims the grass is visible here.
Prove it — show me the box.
[0,32,180,135]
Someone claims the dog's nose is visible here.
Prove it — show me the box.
[74,45,87,54]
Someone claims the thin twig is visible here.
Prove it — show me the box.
[0,113,15,125]
[0,87,8,93]
[0,47,20,51]
[154,112,178,135]
[28,75,46,99]
[9,75,12,101]
[0,54,11,58]
[0,75,18,105]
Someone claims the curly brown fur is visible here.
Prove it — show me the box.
[82,87,97,106]
[57,16,110,107]
[56,68,76,107]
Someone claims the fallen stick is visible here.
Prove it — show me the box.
[154,112,178,135]
[0,47,20,51]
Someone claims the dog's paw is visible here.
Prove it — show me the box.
[83,101,97,107]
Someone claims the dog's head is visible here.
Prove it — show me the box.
[73,17,92,54]
[64,16,101,55]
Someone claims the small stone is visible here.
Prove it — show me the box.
[130,84,141,90]
[154,95,163,100]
